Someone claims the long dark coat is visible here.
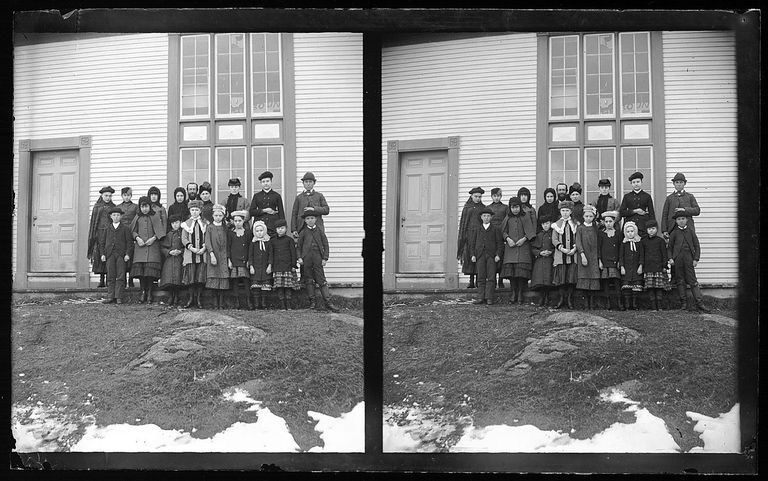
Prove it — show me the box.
[228,228,252,268]
[249,189,285,235]
[619,189,656,235]
[159,228,184,287]
[130,211,166,264]
[87,198,116,272]
[618,238,645,283]
[457,198,485,274]
[501,212,535,266]
[270,234,297,272]
[167,199,190,232]
[249,237,272,283]
[575,223,601,280]
[597,228,622,269]
[530,229,555,289]
[205,223,231,279]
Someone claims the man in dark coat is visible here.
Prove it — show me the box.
[619,171,655,237]
[661,172,701,238]
[291,171,330,237]
[99,206,134,304]
[250,171,285,237]
[469,206,504,305]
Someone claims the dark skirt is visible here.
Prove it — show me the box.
[131,261,161,279]
[182,262,207,285]
[205,277,230,290]
[552,262,578,286]
[461,250,477,275]
[229,266,250,279]
[159,256,184,288]
[530,257,553,290]
[500,262,532,280]
[91,244,107,274]
[273,270,300,290]
[644,271,671,291]
[576,278,602,291]
[600,267,621,279]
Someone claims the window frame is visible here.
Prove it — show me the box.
[179,147,212,190]
[620,145,654,199]
[548,147,581,188]
[618,31,653,119]
[583,33,616,120]
[250,33,284,118]
[214,146,248,204]
[214,33,248,120]
[548,35,581,121]
[180,34,211,121]
[251,145,285,196]
[583,146,617,205]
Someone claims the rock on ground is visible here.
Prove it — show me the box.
[119,311,266,373]
[698,313,736,328]
[492,311,640,376]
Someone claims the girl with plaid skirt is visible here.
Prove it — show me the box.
[641,219,671,311]
[270,218,300,309]
[575,205,601,309]
[551,200,580,309]
[181,200,208,308]
[597,211,622,310]
[205,204,230,309]
[249,220,273,310]
[618,221,644,310]
[130,196,166,304]
[227,210,253,310]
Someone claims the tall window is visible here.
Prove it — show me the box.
[178,33,285,204]
[547,32,655,203]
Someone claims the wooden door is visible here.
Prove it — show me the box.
[398,150,448,273]
[30,150,79,272]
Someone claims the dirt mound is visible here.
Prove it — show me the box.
[698,314,736,327]
[120,312,267,373]
[493,312,640,376]
[329,313,364,328]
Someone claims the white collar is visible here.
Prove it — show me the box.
[305,189,315,195]
[262,188,272,193]
[112,222,121,228]
[181,217,207,234]
[551,218,577,234]
[482,223,490,229]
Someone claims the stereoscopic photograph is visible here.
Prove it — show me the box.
[11,29,364,454]
[381,29,744,454]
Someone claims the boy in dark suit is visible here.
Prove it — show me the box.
[667,211,710,312]
[99,207,134,304]
[297,212,339,312]
[469,207,504,305]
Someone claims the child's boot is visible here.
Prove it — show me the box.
[147,285,154,304]
[183,288,194,308]
[306,283,316,309]
[497,275,504,289]
[538,290,547,307]
[246,288,255,310]
[517,284,525,305]
[285,291,293,310]
[586,293,592,310]
[554,287,565,309]
[195,287,204,309]
[621,292,630,311]
[509,279,518,303]
[631,293,638,310]
[566,286,574,309]
[98,273,106,288]
[467,274,476,289]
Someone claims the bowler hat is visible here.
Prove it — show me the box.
[228,177,242,186]
[468,186,485,195]
[99,186,115,194]
[628,171,644,181]
[597,178,611,187]
[671,172,687,183]
[258,171,273,181]
[108,206,123,215]
[301,172,316,182]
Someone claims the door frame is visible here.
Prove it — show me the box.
[384,136,460,290]
[15,136,92,289]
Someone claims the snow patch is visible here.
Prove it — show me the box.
[307,402,365,452]
[686,404,740,453]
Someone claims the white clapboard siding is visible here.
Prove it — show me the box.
[293,33,363,285]
[13,33,169,279]
[382,33,538,277]
[662,31,737,285]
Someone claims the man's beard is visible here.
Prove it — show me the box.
[188,192,198,201]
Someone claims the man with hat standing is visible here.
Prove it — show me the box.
[619,171,655,237]
[99,206,134,304]
[224,177,250,227]
[457,187,486,289]
[291,171,330,238]
[661,172,700,239]
[469,205,504,305]
[88,186,117,288]
[250,171,285,237]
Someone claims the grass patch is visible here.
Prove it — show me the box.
[12,302,362,451]
[384,302,737,452]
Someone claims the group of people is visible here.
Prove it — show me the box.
[87,171,339,312]
[458,171,710,312]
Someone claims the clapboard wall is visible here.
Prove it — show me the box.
[381,33,539,278]
[293,33,363,285]
[13,33,170,280]
[662,30,738,285]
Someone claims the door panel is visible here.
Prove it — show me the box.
[398,150,448,273]
[30,150,79,272]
